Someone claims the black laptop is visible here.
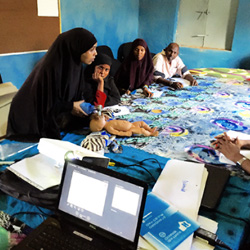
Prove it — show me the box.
[13,158,148,250]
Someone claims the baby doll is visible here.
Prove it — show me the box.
[89,113,159,137]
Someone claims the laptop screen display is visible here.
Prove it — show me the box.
[58,161,145,242]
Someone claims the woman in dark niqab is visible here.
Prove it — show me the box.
[115,38,154,97]
[7,28,97,142]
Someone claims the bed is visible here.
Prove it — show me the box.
[1,68,250,250]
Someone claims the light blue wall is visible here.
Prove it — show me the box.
[0,52,45,89]
[1,0,250,89]
[0,0,139,88]
[139,0,180,53]
[139,0,250,70]
[60,0,139,58]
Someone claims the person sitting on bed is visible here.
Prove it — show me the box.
[7,28,99,142]
[212,132,250,174]
[83,53,121,107]
[115,38,154,97]
[152,42,198,90]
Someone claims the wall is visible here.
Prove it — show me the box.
[0,52,45,89]
[139,0,250,70]
[1,0,250,89]
[139,0,179,54]
[60,0,139,57]
[0,0,139,88]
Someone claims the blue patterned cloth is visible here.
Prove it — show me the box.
[1,70,250,249]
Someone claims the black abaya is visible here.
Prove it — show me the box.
[7,28,97,142]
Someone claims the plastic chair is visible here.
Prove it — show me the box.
[117,42,132,62]
[110,59,121,77]
[96,45,114,59]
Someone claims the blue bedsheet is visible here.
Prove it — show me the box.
[1,69,250,250]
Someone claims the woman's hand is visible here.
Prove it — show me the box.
[213,132,242,163]
[71,100,88,117]
[125,89,131,95]
[190,79,198,86]
[171,81,183,89]
[92,68,104,92]
[143,87,153,97]
[213,132,245,149]
[92,69,103,84]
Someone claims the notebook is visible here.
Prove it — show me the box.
[201,164,230,209]
[13,158,148,250]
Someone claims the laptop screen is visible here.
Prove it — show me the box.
[58,160,147,243]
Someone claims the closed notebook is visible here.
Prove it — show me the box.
[201,164,230,209]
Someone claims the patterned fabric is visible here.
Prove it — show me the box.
[1,69,250,250]
[80,133,106,152]
[80,131,122,153]
[190,68,250,81]
[112,71,250,180]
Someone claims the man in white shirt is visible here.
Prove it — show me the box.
[153,43,198,89]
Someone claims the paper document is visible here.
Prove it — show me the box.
[105,105,130,117]
[152,159,208,250]
[219,150,250,165]
[171,77,190,87]
[7,154,61,190]
[7,138,109,190]
[153,159,207,219]
[151,90,163,98]
[37,0,59,17]
[226,130,250,140]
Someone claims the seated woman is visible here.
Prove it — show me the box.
[115,38,154,97]
[83,53,121,107]
[6,28,98,142]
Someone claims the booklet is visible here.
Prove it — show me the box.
[140,192,199,250]
[148,159,208,250]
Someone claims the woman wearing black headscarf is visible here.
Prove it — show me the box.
[84,53,120,107]
[7,28,98,142]
[115,38,154,97]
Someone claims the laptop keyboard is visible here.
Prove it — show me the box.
[27,225,107,250]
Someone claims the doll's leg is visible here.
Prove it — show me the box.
[131,127,152,136]
[133,121,158,133]
[131,126,158,136]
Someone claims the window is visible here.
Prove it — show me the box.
[176,0,239,50]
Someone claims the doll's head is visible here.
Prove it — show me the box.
[89,113,107,132]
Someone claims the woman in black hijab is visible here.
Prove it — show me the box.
[84,53,120,107]
[7,28,97,142]
[115,38,154,97]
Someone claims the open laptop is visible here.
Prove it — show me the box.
[13,158,148,250]
[201,164,230,209]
